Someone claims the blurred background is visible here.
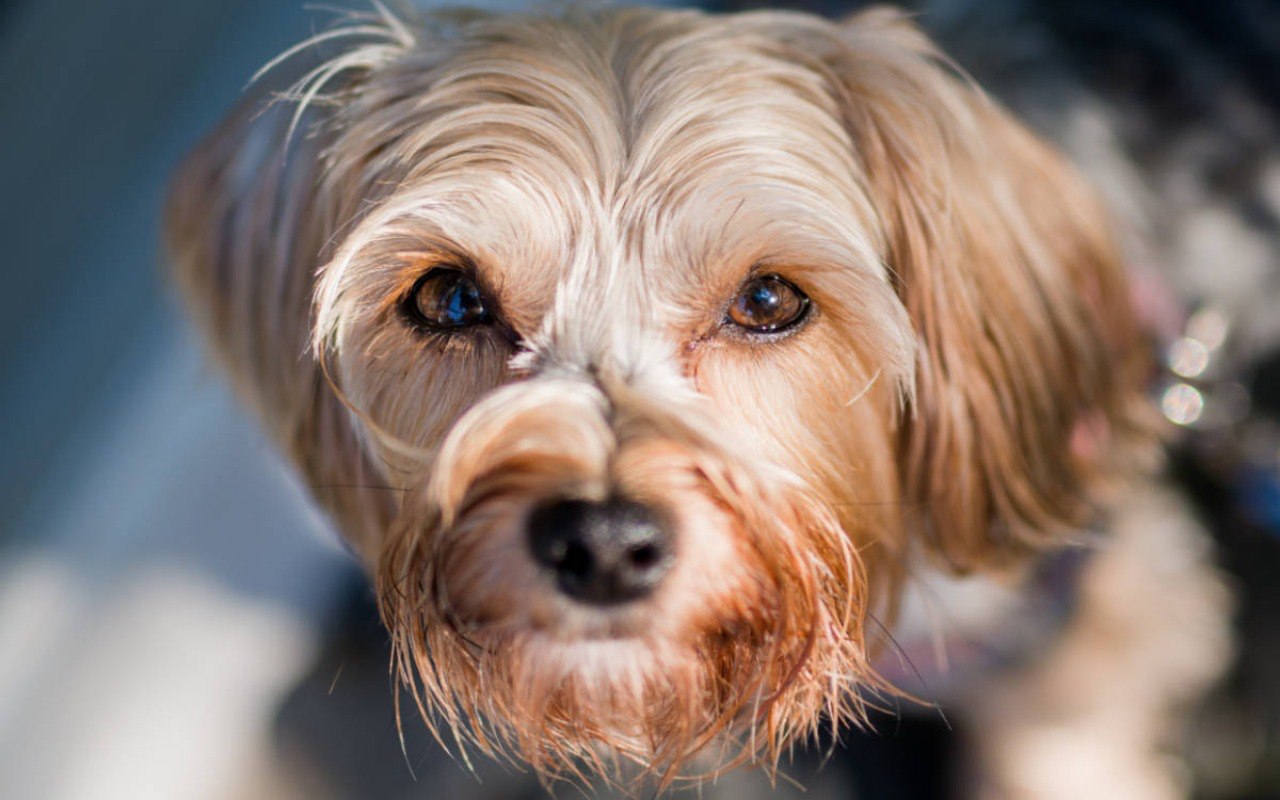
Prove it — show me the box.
[0,2,359,797]
[1,0,1278,798]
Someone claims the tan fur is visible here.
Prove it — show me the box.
[166,4,1217,792]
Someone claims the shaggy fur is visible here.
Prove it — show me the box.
[167,4,1229,794]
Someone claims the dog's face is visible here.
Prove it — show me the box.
[168,5,1151,783]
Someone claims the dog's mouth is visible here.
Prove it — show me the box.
[443,590,675,644]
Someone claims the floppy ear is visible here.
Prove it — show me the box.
[819,9,1155,569]
[164,53,394,554]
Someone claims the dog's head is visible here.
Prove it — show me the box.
[167,4,1152,784]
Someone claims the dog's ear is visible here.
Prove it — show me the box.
[165,54,395,554]
[816,9,1155,569]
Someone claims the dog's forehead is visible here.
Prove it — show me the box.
[347,12,880,338]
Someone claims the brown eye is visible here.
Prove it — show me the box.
[726,275,810,334]
[404,268,490,330]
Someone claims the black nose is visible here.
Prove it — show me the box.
[527,498,673,605]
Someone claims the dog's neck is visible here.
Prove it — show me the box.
[882,544,1093,704]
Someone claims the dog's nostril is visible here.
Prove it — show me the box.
[554,538,594,580]
[626,543,660,569]
[526,497,672,606]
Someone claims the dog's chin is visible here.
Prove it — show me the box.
[405,607,776,782]
[380,539,875,784]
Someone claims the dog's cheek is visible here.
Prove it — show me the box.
[434,500,557,628]
[336,323,513,474]
[610,440,768,637]
[692,325,901,527]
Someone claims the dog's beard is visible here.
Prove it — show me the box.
[373,377,882,785]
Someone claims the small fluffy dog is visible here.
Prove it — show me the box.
[167,4,1232,796]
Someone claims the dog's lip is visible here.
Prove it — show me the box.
[441,593,663,642]
[536,598,661,640]
[537,628,648,644]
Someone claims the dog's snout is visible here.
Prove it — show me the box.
[527,498,672,605]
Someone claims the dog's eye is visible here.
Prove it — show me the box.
[405,268,490,330]
[726,275,810,334]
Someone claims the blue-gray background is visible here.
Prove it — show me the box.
[0,2,366,797]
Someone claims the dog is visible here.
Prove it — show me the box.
[166,4,1233,796]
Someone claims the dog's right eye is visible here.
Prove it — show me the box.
[726,274,811,334]
[404,268,491,331]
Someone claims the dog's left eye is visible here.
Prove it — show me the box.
[405,268,491,330]
[726,275,810,334]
